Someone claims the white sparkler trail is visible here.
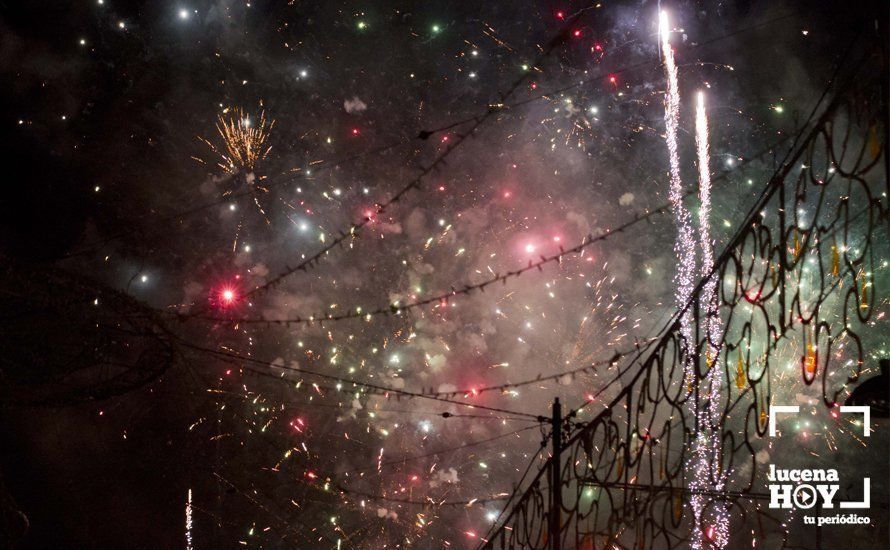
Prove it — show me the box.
[696,91,723,419]
[186,488,193,550]
[661,13,731,549]
[659,11,698,385]
[696,91,718,370]
[693,90,729,548]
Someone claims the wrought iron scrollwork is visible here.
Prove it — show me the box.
[484,63,887,549]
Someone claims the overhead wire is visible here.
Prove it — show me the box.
[180,135,798,326]
[79,9,798,323]
[175,338,544,420]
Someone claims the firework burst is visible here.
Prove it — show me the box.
[201,108,274,175]
[196,108,278,246]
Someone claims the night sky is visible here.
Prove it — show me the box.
[0,0,887,548]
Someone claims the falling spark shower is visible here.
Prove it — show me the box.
[692,90,730,548]
[659,10,698,387]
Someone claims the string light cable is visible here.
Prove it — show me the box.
[182,133,801,327]
[174,338,544,420]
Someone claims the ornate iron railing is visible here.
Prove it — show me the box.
[483,60,887,549]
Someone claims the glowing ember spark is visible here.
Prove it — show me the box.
[213,285,239,309]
